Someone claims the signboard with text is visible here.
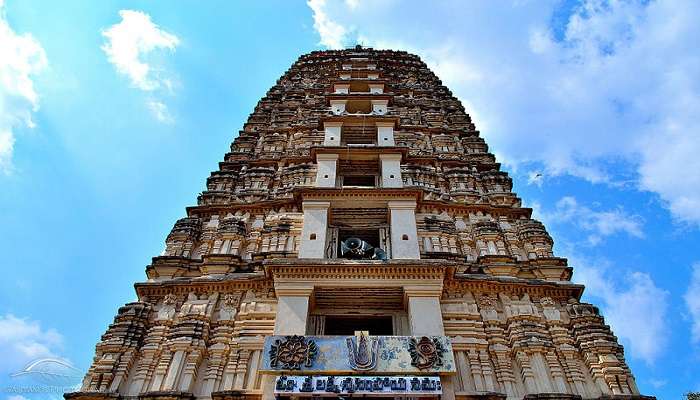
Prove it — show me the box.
[274,375,442,397]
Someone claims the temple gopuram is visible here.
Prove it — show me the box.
[67,47,654,400]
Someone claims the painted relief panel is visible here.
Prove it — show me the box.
[261,335,456,375]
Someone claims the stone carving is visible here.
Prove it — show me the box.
[346,332,379,371]
[73,47,649,400]
[477,294,499,321]
[269,335,318,370]
[409,336,445,370]
[540,296,561,321]
[218,293,241,321]
[156,293,178,320]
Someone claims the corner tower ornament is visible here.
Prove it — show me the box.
[409,336,445,370]
[269,335,318,370]
[70,47,654,400]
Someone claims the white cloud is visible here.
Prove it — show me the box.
[307,0,349,49]
[684,263,700,344]
[538,196,644,245]
[0,314,64,372]
[571,255,669,364]
[0,0,47,174]
[147,99,173,123]
[7,396,29,400]
[648,378,667,389]
[102,10,179,122]
[527,170,543,187]
[305,0,700,225]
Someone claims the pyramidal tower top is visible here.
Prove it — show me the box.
[70,48,653,400]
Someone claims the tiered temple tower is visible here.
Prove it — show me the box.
[68,47,653,400]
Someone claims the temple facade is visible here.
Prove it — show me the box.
[67,47,653,400]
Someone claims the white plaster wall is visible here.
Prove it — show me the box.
[315,154,338,187]
[298,202,330,258]
[331,100,346,115]
[323,123,342,146]
[407,296,445,335]
[389,201,420,259]
[334,84,350,94]
[380,154,403,188]
[369,84,384,94]
[273,295,310,334]
[377,123,395,146]
[372,99,388,115]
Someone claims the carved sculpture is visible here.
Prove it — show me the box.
[346,332,379,371]
[408,336,445,370]
[72,47,651,400]
[269,335,318,370]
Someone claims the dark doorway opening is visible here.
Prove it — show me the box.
[342,175,376,187]
[338,228,380,251]
[324,315,393,335]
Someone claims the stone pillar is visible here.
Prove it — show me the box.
[405,286,454,400]
[315,153,338,187]
[388,201,420,259]
[323,122,342,146]
[405,286,444,335]
[380,153,402,188]
[272,286,313,335]
[376,121,395,146]
[372,99,388,115]
[263,285,314,400]
[298,201,330,258]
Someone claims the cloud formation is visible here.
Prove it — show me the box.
[0,0,47,174]
[685,263,700,344]
[571,255,669,364]
[306,0,700,225]
[102,10,179,122]
[539,196,644,245]
[0,314,64,373]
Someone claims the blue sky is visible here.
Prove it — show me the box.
[0,1,698,399]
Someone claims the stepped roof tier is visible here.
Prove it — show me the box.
[68,47,653,400]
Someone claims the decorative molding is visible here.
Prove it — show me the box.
[269,335,318,370]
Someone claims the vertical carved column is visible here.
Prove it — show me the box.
[82,302,151,393]
[568,300,637,396]
[515,351,537,393]
[468,348,486,391]
[233,349,249,389]
[128,322,170,395]
[541,297,589,397]
[203,293,240,394]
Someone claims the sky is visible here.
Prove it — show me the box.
[0,0,698,399]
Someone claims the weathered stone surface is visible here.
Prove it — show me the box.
[68,47,653,400]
